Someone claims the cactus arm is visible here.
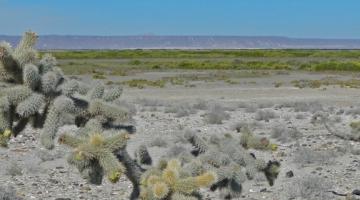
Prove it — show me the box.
[116,148,144,200]
[0,45,22,83]
[103,132,130,152]
[102,86,122,102]
[58,133,83,148]
[16,93,45,118]
[23,64,40,90]
[40,105,61,149]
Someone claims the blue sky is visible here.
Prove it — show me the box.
[0,0,359,38]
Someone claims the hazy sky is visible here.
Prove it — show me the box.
[0,0,359,38]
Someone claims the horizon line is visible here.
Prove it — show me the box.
[1,34,360,40]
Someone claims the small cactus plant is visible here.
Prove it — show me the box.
[140,159,217,200]
[240,127,278,151]
[59,130,129,183]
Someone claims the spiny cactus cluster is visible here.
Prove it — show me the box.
[140,159,216,200]
[159,129,280,199]
[0,31,129,148]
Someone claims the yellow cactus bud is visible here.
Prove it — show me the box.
[108,170,122,183]
[167,159,181,171]
[152,182,169,199]
[3,129,12,138]
[162,168,179,185]
[89,133,104,146]
[195,171,217,187]
[74,151,84,160]
[146,175,162,186]
[270,143,278,151]
[123,133,130,139]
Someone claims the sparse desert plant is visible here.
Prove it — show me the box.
[0,185,23,200]
[293,101,323,113]
[240,127,277,150]
[230,121,249,133]
[192,99,208,110]
[136,98,163,107]
[244,104,258,113]
[148,137,168,148]
[165,103,197,118]
[270,125,303,143]
[345,106,360,116]
[293,147,337,165]
[295,113,306,119]
[287,176,333,200]
[5,161,22,176]
[324,117,360,142]
[203,104,230,124]
[254,109,277,122]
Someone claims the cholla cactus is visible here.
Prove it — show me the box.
[59,130,129,183]
[240,127,278,151]
[140,159,217,200]
[167,131,280,199]
[59,123,145,200]
[0,32,130,149]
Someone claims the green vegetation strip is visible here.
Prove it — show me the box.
[43,49,360,59]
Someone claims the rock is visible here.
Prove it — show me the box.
[286,170,294,178]
[316,167,323,171]
[353,189,360,195]
[48,178,59,184]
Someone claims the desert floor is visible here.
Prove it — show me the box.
[1,70,359,200]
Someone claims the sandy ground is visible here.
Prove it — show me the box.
[1,70,360,200]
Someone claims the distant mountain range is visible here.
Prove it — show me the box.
[1,35,360,50]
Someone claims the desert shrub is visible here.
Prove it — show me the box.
[0,186,22,200]
[122,79,165,89]
[270,125,303,143]
[35,149,64,162]
[345,106,360,116]
[230,121,249,132]
[164,103,197,118]
[293,101,323,113]
[5,161,22,176]
[136,98,163,107]
[287,176,333,200]
[258,102,274,109]
[148,136,168,148]
[192,99,208,110]
[244,104,258,113]
[203,104,230,124]
[295,113,306,119]
[293,147,337,165]
[114,100,137,116]
[254,109,277,121]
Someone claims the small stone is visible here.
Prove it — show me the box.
[260,188,267,192]
[352,189,360,195]
[316,167,323,171]
[48,178,59,184]
[286,170,294,178]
